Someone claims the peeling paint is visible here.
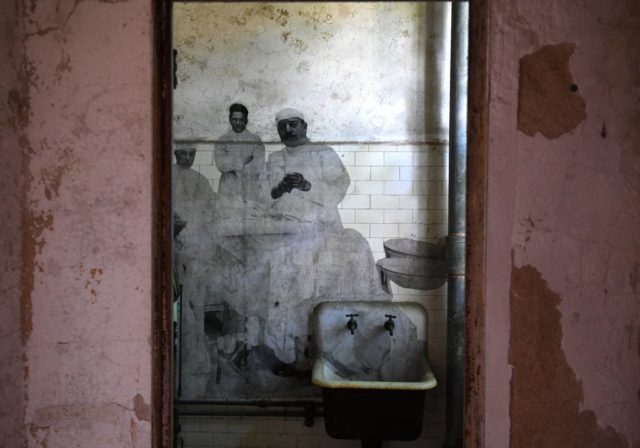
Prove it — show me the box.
[509,262,629,447]
[517,43,587,139]
[132,394,150,422]
[3,0,155,445]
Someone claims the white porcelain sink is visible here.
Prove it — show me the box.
[311,301,437,391]
[311,300,437,441]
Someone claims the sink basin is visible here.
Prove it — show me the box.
[312,301,436,389]
[311,301,437,441]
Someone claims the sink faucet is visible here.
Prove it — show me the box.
[346,314,359,335]
[384,314,396,336]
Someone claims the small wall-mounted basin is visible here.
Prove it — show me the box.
[376,257,447,292]
[383,238,445,260]
[376,238,447,293]
[311,301,437,443]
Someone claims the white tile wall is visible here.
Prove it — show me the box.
[340,195,371,209]
[346,166,372,181]
[356,152,385,166]
[176,141,449,448]
[354,181,384,195]
[384,210,412,224]
[355,209,384,224]
[384,152,414,167]
[370,166,399,181]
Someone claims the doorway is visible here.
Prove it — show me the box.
[152,2,488,447]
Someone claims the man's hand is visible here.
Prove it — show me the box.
[271,172,312,199]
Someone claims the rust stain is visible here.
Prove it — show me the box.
[28,423,50,448]
[84,267,103,303]
[509,261,629,447]
[133,394,151,422]
[21,210,54,346]
[517,43,586,139]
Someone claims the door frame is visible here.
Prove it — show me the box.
[150,1,490,446]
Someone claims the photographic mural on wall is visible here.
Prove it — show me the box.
[173,104,390,400]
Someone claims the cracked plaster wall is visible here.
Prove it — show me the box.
[0,0,154,447]
[485,0,640,447]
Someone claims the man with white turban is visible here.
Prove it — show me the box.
[257,107,389,374]
[267,107,349,231]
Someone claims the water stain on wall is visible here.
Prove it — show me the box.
[517,43,586,139]
[230,4,290,27]
[509,262,630,447]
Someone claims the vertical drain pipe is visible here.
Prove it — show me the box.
[445,2,468,448]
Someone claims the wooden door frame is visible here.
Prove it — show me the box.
[150,1,490,446]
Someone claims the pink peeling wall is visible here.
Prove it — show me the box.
[1,0,638,447]
[1,1,154,447]
[484,0,640,447]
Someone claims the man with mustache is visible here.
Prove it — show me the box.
[267,107,349,231]
[260,107,388,376]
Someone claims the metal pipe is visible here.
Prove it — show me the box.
[175,399,322,407]
[445,2,469,448]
